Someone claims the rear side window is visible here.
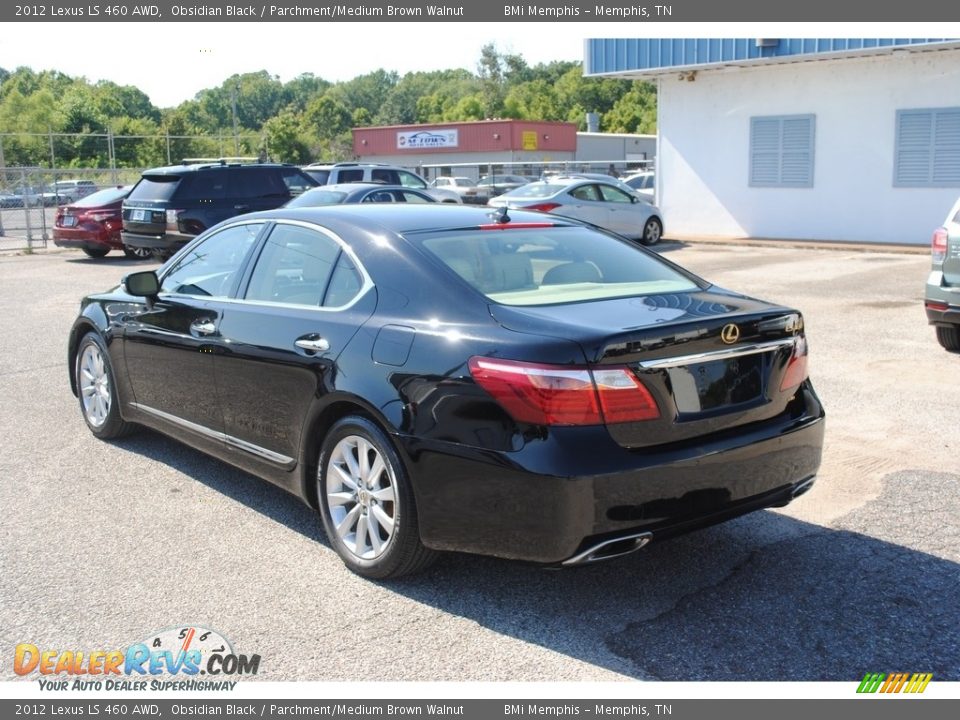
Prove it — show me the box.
[245,224,341,307]
[177,170,227,202]
[338,169,364,183]
[230,168,285,199]
[286,189,347,208]
[414,226,699,306]
[303,168,331,184]
[282,168,314,196]
[128,175,181,202]
[371,169,399,184]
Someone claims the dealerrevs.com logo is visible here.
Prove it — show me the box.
[14,625,260,691]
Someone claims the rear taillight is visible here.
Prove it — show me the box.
[468,357,660,426]
[932,227,948,265]
[166,209,183,229]
[780,337,809,392]
[523,203,561,213]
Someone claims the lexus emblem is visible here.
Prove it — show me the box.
[720,324,740,344]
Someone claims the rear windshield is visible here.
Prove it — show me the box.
[285,189,347,208]
[413,226,699,306]
[505,183,564,199]
[128,175,181,202]
[73,186,130,207]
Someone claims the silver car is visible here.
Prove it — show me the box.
[489,176,664,245]
[925,194,960,352]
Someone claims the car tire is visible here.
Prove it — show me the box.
[124,246,153,260]
[936,326,960,352]
[317,416,438,579]
[640,217,663,246]
[75,332,135,440]
[82,247,110,258]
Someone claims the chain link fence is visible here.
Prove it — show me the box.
[0,131,264,251]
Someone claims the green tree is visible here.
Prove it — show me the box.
[262,109,310,163]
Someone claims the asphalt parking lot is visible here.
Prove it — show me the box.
[0,242,957,682]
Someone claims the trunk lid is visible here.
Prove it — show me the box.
[490,289,807,448]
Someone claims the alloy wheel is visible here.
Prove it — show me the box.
[324,435,397,560]
[79,343,111,428]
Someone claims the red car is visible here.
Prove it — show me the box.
[54,186,149,259]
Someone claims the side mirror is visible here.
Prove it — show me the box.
[123,271,160,298]
[630,195,638,204]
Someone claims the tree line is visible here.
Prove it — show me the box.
[0,44,656,169]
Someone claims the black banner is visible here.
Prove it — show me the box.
[1,0,955,22]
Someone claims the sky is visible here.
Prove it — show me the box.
[2,22,956,109]
[0,23,597,108]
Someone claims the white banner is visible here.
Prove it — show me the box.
[397,129,459,149]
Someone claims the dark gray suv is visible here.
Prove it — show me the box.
[122,160,316,258]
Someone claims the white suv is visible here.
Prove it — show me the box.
[301,163,461,204]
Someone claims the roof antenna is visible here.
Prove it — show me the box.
[492,205,510,224]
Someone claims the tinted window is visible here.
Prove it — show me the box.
[397,171,427,189]
[415,226,698,306]
[178,170,227,202]
[128,175,181,202]
[338,169,364,183]
[324,254,363,307]
[371,169,399,184]
[361,190,399,203]
[286,189,347,207]
[570,185,601,202]
[506,183,563,199]
[230,168,285,200]
[161,223,263,297]
[598,184,632,203]
[245,224,341,307]
[74,186,130,207]
[282,168,314,196]
[303,168,330,184]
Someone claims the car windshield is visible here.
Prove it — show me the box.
[73,186,129,206]
[285,189,348,207]
[412,226,699,306]
[503,183,564,199]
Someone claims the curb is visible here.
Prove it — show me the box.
[663,235,929,255]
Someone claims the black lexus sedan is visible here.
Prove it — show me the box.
[68,205,824,579]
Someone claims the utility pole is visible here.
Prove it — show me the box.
[230,82,240,155]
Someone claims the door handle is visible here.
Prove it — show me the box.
[234,204,249,211]
[295,335,330,353]
[190,319,217,336]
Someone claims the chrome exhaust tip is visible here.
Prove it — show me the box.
[561,532,653,567]
[791,476,816,499]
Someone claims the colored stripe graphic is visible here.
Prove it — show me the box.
[857,672,932,693]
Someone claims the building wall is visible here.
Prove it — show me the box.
[574,134,656,163]
[659,50,960,244]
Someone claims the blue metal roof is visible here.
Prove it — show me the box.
[585,39,958,76]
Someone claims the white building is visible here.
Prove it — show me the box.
[585,39,960,245]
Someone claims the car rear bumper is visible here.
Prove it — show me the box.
[399,383,825,564]
[53,227,117,250]
[121,230,194,251]
[925,277,960,327]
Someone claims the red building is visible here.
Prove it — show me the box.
[353,120,579,172]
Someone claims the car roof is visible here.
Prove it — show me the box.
[246,203,580,235]
[142,162,297,175]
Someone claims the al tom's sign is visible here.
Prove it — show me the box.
[397,129,458,150]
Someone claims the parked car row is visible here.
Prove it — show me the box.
[1,179,98,208]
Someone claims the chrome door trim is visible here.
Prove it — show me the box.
[129,402,296,468]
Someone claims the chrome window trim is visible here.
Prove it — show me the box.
[637,337,797,370]
[129,402,295,468]
[157,218,375,313]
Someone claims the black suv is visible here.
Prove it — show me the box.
[121,160,316,258]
